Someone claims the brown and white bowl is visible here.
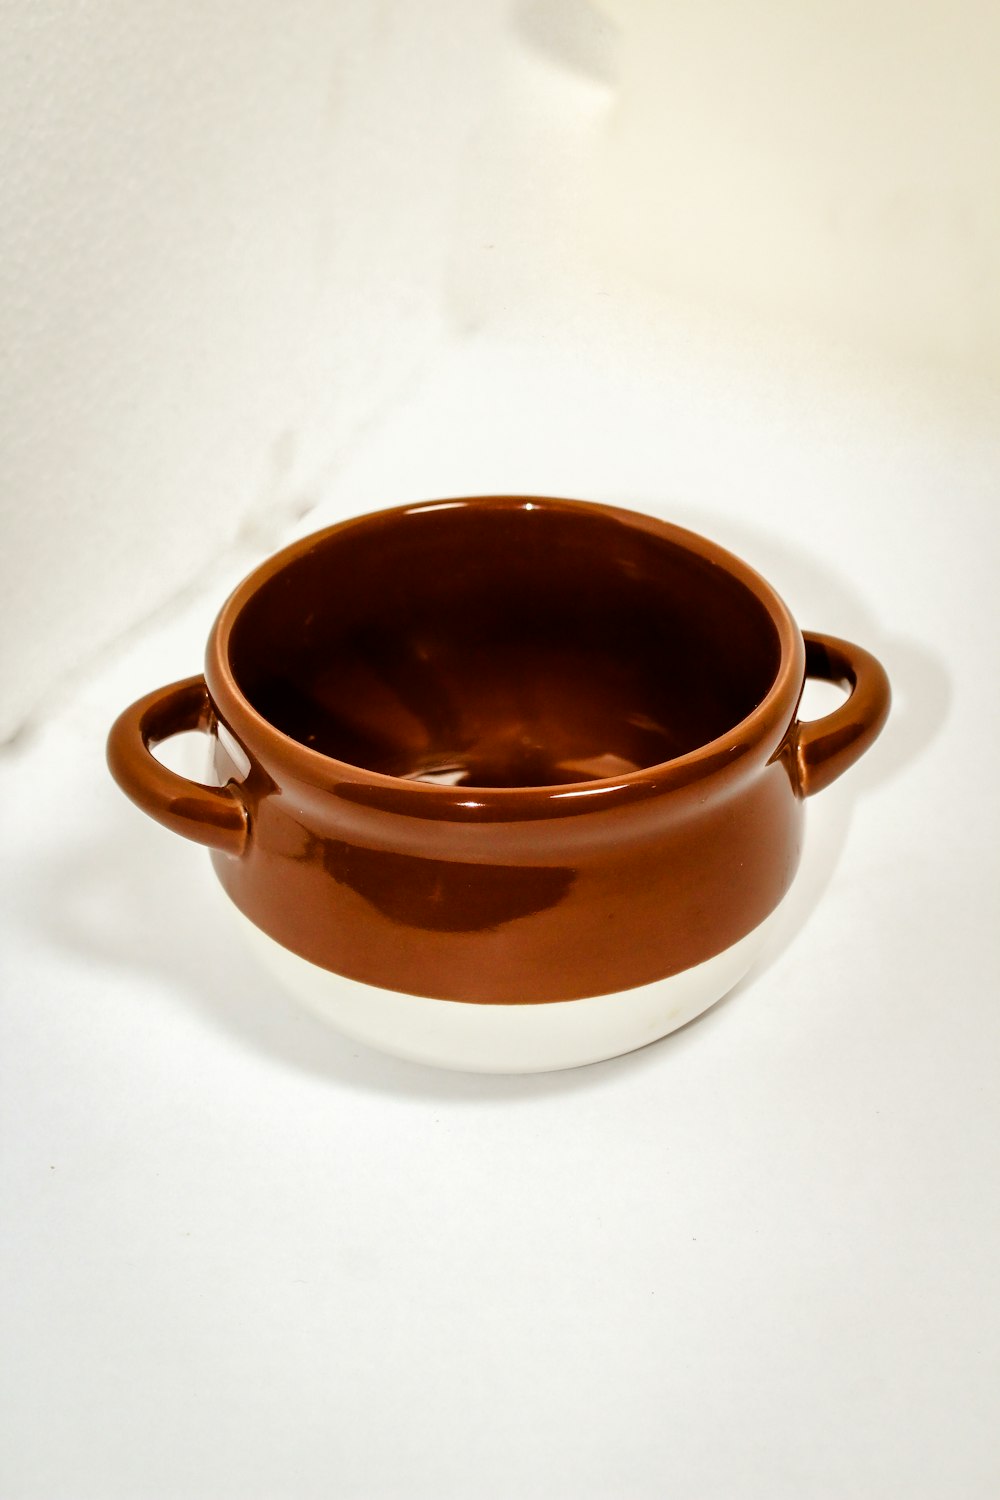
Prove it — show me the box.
[108,496,890,1072]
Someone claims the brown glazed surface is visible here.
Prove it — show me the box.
[107,497,891,1002]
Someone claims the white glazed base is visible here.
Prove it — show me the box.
[231,902,780,1074]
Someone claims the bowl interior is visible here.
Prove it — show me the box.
[227,503,783,788]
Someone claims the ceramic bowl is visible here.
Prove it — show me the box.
[108,496,890,1072]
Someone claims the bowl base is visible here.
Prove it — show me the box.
[228,902,781,1074]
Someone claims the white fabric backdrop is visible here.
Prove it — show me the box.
[2,0,998,736]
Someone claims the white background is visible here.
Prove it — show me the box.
[2,4,999,1498]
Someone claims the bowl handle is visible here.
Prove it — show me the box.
[788,633,891,796]
[107,676,249,855]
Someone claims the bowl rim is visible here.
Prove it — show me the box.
[205,495,806,819]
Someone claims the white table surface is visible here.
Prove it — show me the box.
[3,328,998,1499]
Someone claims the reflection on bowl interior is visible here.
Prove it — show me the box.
[229,505,782,789]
